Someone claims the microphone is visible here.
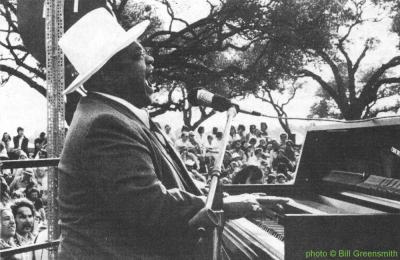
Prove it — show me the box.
[187,88,261,116]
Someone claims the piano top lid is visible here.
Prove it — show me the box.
[294,116,400,187]
[305,116,400,132]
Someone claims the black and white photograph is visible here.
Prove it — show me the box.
[1,0,400,259]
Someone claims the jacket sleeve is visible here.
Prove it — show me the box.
[80,114,205,234]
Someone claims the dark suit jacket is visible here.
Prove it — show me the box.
[13,135,29,156]
[58,93,206,260]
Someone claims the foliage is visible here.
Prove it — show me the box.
[282,0,400,120]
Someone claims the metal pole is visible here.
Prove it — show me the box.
[45,0,65,259]
[206,107,237,260]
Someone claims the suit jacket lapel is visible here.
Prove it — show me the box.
[86,93,203,195]
[149,120,203,196]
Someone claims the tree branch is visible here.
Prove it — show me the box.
[0,65,46,96]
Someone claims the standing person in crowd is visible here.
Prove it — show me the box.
[228,126,240,145]
[164,124,176,145]
[246,124,256,142]
[237,124,246,142]
[12,127,30,159]
[278,132,289,149]
[212,127,218,137]
[214,132,225,151]
[260,122,268,137]
[195,126,206,148]
[33,132,47,158]
[56,9,288,259]
[1,133,11,160]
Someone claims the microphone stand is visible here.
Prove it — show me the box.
[189,106,238,260]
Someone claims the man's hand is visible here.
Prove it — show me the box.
[223,194,290,219]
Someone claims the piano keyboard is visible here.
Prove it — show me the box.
[224,218,285,260]
[248,218,285,241]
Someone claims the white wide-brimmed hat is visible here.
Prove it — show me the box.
[59,8,150,95]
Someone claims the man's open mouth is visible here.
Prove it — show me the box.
[146,70,155,94]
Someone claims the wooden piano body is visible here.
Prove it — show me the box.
[222,118,400,259]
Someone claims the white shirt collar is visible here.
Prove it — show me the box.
[94,92,150,129]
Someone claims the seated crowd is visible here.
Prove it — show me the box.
[163,122,299,185]
[0,123,298,257]
[1,127,48,259]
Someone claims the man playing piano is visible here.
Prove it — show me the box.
[57,8,288,260]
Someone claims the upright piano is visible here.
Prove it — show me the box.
[222,118,400,259]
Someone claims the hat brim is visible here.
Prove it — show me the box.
[62,20,150,95]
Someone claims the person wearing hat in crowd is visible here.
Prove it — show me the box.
[56,8,288,260]
[231,152,242,164]
[9,168,37,193]
[185,160,206,183]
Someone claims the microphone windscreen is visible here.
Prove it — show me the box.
[212,95,233,112]
[187,88,202,106]
[188,88,214,107]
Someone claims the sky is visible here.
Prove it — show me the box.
[1,0,400,145]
